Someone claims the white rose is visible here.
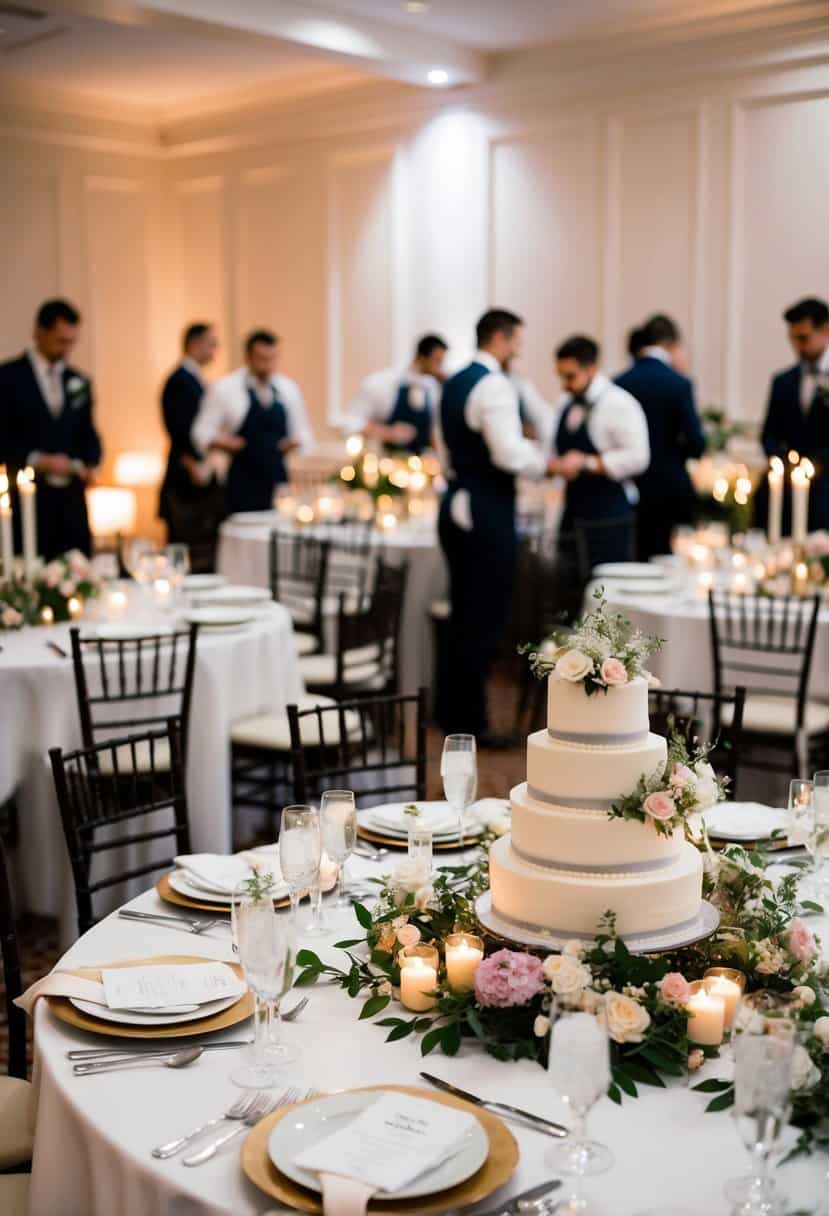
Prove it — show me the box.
[377,980,392,997]
[792,985,816,1007]
[67,376,85,392]
[813,1016,829,1047]
[390,858,431,904]
[604,990,652,1044]
[538,638,559,661]
[562,939,587,959]
[791,1044,820,1092]
[754,939,786,976]
[542,954,592,996]
[693,761,718,808]
[490,816,510,838]
[555,649,594,683]
[579,989,600,1014]
[414,884,434,911]
[533,1015,550,1037]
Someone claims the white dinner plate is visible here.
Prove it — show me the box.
[169,869,289,905]
[702,802,789,841]
[605,579,679,596]
[268,1090,489,1199]
[592,562,663,579]
[69,991,242,1027]
[359,802,484,841]
[183,574,226,592]
[182,607,258,629]
[228,511,277,526]
[193,585,271,608]
[92,623,174,641]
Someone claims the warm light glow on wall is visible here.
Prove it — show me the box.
[114,450,164,486]
[87,487,137,537]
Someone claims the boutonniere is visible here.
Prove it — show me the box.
[815,375,829,406]
[407,385,426,411]
[566,404,585,432]
[66,375,87,407]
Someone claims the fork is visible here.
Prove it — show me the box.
[182,1088,301,1166]
[117,909,222,935]
[153,1091,265,1159]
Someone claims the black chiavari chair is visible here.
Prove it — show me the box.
[0,839,26,1082]
[49,720,190,935]
[269,530,330,657]
[647,685,747,798]
[708,591,825,779]
[0,848,32,1188]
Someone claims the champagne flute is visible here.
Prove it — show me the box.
[164,543,191,602]
[545,1007,613,1214]
[788,780,816,899]
[279,805,321,928]
[723,1028,794,1214]
[320,790,357,907]
[441,734,477,848]
[229,886,294,1087]
[812,770,829,900]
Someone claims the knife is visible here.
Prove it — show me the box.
[67,1040,250,1061]
[473,1178,562,1216]
[419,1073,568,1138]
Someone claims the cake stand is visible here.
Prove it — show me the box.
[474,892,720,956]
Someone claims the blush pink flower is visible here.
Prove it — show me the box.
[600,658,628,686]
[396,923,421,948]
[789,917,816,965]
[474,949,545,1008]
[642,791,676,822]
[660,972,691,1005]
[669,763,695,790]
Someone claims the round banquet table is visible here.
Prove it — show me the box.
[28,857,827,1216]
[0,591,303,946]
[217,514,447,699]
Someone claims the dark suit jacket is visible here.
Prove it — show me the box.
[760,363,829,532]
[615,355,705,505]
[159,364,205,520]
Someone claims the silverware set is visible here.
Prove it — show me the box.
[74,1045,204,1075]
[117,909,224,934]
[353,842,389,861]
[178,1087,309,1166]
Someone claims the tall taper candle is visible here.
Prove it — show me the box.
[0,493,12,579]
[767,456,784,547]
[791,465,810,547]
[16,468,37,582]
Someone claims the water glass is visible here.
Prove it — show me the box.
[320,790,357,907]
[441,734,477,847]
[279,805,321,929]
[788,780,817,896]
[812,771,829,898]
[164,543,191,598]
[229,888,295,1087]
[724,1028,794,1214]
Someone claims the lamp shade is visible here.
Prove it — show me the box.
[86,487,137,537]
[113,450,163,486]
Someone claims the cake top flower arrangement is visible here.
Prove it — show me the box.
[524,591,662,696]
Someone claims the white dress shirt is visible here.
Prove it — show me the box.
[191,366,315,457]
[180,356,204,386]
[801,345,829,410]
[553,371,650,503]
[641,345,673,366]
[28,347,65,416]
[510,372,557,452]
[341,365,440,433]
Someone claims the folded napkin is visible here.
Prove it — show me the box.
[14,971,108,1017]
[174,848,283,895]
[319,1176,376,1216]
[368,802,479,837]
[703,803,788,841]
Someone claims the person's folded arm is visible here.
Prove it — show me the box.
[599,396,650,481]
[475,379,547,478]
[190,384,227,457]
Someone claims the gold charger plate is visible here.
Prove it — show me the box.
[47,954,254,1040]
[357,825,482,852]
[242,1084,519,1214]
[156,871,291,913]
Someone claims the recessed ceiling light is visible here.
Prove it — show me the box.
[405,2,430,12]
[427,68,450,86]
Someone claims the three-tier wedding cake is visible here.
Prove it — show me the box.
[489,607,706,941]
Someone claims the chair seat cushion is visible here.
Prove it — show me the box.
[97,738,172,774]
[231,694,362,751]
[299,646,386,690]
[722,695,829,736]
[0,1175,30,1216]
[0,1076,33,1168]
[293,630,318,657]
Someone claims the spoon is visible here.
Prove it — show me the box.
[74,1046,203,1076]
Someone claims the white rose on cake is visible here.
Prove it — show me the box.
[692,760,718,808]
[604,991,651,1043]
[555,649,593,682]
[542,954,592,997]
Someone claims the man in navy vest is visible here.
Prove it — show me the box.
[436,309,552,744]
[342,334,447,454]
[0,298,101,559]
[158,321,219,539]
[615,314,705,559]
[760,297,829,533]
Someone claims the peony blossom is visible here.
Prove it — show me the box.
[604,991,651,1044]
[600,657,627,686]
[788,917,817,965]
[555,649,594,683]
[396,923,421,948]
[790,1044,820,1092]
[660,972,691,1005]
[474,949,545,1008]
[642,791,676,822]
[541,954,592,997]
[533,1015,550,1037]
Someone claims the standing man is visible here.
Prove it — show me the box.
[192,329,314,515]
[159,322,219,539]
[616,314,705,559]
[0,298,101,559]
[551,335,649,568]
[761,297,829,532]
[436,309,552,744]
[343,333,447,454]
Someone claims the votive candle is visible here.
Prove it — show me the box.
[686,979,725,1046]
[40,606,54,625]
[703,969,745,1030]
[444,933,483,993]
[67,596,82,619]
[399,944,439,1012]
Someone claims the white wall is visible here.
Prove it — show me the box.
[1,29,828,519]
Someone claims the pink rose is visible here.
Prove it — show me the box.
[396,923,421,948]
[59,579,76,598]
[670,763,695,790]
[643,670,661,689]
[474,949,545,1008]
[642,791,676,822]
[660,972,691,1004]
[789,917,816,965]
[600,658,628,686]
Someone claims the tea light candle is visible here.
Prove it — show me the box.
[16,468,37,582]
[67,596,82,619]
[399,944,439,1012]
[295,504,315,525]
[40,605,54,625]
[0,492,13,578]
[444,933,483,993]
[687,980,725,1045]
[379,512,397,531]
[730,571,749,595]
[106,588,129,620]
[345,433,364,458]
[703,969,745,1030]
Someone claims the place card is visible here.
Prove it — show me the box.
[101,962,244,1011]
[294,1092,477,1193]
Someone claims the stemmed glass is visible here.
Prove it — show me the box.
[123,538,157,583]
[545,1007,613,1214]
[441,734,477,848]
[229,885,295,1088]
[724,1027,794,1214]
[320,790,357,907]
[164,543,191,603]
[279,805,322,928]
[788,780,817,899]
[812,771,829,900]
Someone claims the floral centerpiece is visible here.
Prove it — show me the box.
[336,446,441,506]
[522,593,662,696]
[0,549,101,630]
[608,734,726,837]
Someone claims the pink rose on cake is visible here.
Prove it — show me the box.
[599,657,627,686]
[788,917,817,965]
[669,763,695,790]
[659,972,691,1005]
[474,949,545,1008]
[642,791,676,822]
[555,649,593,682]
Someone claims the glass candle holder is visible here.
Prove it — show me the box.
[444,932,483,993]
[703,968,745,1033]
[398,943,439,1012]
[686,979,725,1046]
[407,822,433,871]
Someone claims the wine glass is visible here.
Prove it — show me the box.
[229,886,295,1087]
[164,543,191,599]
[122,538,157,582]
[320,790,357,907]
[279,805,321,927]
[545,1007,613,1214]
[723,1028,794,1214]
[788,780,817,899]
[441,734,477,848]
[812,770,829,900]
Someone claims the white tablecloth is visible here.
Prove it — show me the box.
[0,595,303,943]
[28,860,827,1216]
[217,515,447,699]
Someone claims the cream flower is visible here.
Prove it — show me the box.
[693,760,718,808]
[604,991,651,1044]
[555,649,594,683]
[792,985,816,1007]
[813,1016,829,1047]
[414,885,434,911]
[542,954,592,996]
[390,857,431,905]
[533,1015,550,1037]
[687,1048,705,1072]
[562,939,587,959]
[791,1044,820,1092]
[490,816,510,838]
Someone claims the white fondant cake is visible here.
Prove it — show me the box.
[490,673,704,938]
